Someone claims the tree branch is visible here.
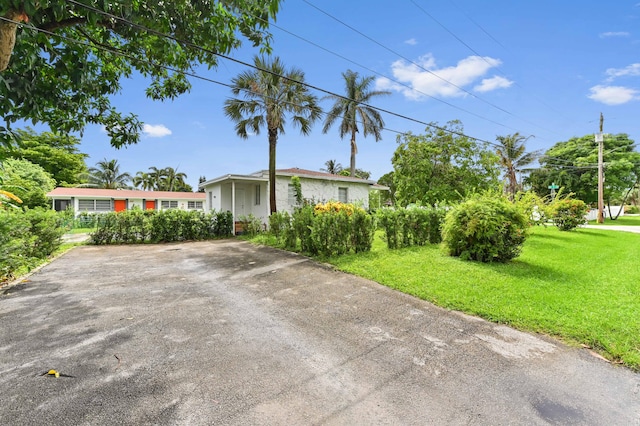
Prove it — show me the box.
[39,17,87,32]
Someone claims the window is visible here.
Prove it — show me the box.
[54,199,71,212]
[288,184,296,206]
[338,187,348,203]
[188,201,203,209]
[161,200,178,209]
[255,185,261,205]
[78,199,112,212]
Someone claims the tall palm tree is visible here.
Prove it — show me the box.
[147,166,166,191]
[161,166,188,192]
[224,55,321,213]
[87,158,131,189]
[495,133,539,200]
[133,171,154,191]
[321,159,343,174]
[322,70,391,177]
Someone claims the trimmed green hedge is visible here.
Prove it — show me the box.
[0,208,65,281]
[376,205,447,249]
[269,202,375,256]
[90,209,233,244]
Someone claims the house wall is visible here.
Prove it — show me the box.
[52,196,202,216]
[274,176,370,213]
[203,181,268,224]
[207,185,222,212]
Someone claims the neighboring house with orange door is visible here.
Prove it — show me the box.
[46,188,205,215]
[199,167,387,229]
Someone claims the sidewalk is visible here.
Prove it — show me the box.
[582,225,640,234]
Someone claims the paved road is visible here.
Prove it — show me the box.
[1,241,638,425]
[582,224,640,234]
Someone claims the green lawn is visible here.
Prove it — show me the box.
[320,227,640,370]
[66,227,95,234]
[588,215,640,226]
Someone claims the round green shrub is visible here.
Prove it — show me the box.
[550,198,588,231]
[442,196,529,263]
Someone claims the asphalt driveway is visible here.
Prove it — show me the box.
[1,240,638,425]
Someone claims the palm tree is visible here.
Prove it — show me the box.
[161,167,188,192]
[147,166,166,191]
[495,133,540,200]
[322,70,391,177]
[87,158,131,189]
[321,159,343,174]
[133,171,154,191]
[224,55,321,213]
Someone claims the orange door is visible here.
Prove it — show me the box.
[145,200,156,210]
[114,199,126,212]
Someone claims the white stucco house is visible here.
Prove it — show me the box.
[199,167,388,227]
[47,187,206,215]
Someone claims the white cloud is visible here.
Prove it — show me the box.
[605,63,640,81]
[375,54,506,99]
[588,85,639,105]
[142,123,172,137]
[599,31,630,38]
[474,76,513,92]
[404,38,417,45]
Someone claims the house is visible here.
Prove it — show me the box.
[46,187,206,215]
[199,167,388,227]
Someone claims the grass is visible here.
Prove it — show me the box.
[588,215,640,226]
[255,227,640,370]
[66,227,95,234]
[1,242,81,287]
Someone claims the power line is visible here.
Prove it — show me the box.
[409,0,574,133]
[38,3,514,149]
[301,0,554,135]
[236,9,517,131]
[2,6,544,160]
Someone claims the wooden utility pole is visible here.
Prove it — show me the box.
[596,113,604,224]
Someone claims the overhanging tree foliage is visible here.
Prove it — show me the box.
[527,133,640,207]
[0,0,281,147]
[4,128,88,186]
[391,121,500,206]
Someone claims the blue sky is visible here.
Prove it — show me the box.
[67,0,640,189]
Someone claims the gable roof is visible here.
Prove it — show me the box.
[47,187,205,200]
[200,167,389,190]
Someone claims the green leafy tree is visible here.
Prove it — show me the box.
[321,159,343,174]
[322,70,391,177]
[86,158,131,189]
[2,158,55,208]
[0,0,282,147]
[392,121,500,206]
[377,171,395,206]
[338,168,371,180]
[4,128,87,186]
[224,55,321,213]
[527,133,640,208]
[495,132,539,200]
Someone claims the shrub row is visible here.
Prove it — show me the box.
[0,208,65,281]
[376,205,447,249]
[90,209,233,244]
[268,203,375,256]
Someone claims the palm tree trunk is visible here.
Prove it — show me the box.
[269,128,278,214]
[350,129,357,177]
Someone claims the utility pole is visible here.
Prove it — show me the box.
[596,113,604,223]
